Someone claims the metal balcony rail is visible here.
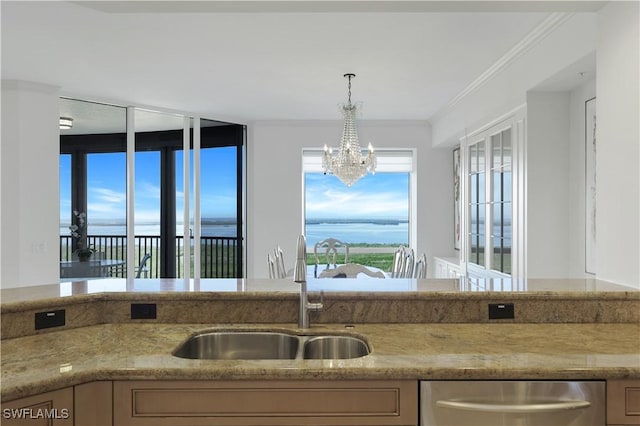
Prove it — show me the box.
[60,235,239,278]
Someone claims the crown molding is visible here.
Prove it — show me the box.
[430,12,573,124]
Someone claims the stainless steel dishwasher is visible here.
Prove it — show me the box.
[420,380,605,426]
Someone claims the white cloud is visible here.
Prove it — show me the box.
[136,181,161,199]
[306,188,408,219]
[92,187,126,204]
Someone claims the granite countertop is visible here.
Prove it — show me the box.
[2,277,639,402]
[2,277,638,309]
[2,321,640,401]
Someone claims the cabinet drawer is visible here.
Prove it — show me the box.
[608,380,640,425]
[114,380,418,425]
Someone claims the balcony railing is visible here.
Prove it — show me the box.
[60,235,239,278]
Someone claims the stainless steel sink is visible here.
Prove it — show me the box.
[302,335,370,360]
[173,331,370,360]
[173,331,299,360]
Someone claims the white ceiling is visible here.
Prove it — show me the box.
[2,1,603,125]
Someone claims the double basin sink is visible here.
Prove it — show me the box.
[173,330,370,360]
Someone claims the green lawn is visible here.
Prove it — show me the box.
[306,253,394,273]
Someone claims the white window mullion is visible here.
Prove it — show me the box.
[126,107,135,282]
[193,117,201,279]
[182,116,191,280]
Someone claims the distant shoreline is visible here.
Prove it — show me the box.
[306,218,408,225]
[61,218,408,227]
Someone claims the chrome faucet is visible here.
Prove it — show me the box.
[293,235,323,328]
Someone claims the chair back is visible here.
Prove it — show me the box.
[267,253,277,279]
[403,248,415,279]
[414,253,427,279]
[313,238,349,268]
[136,253,152,278]
[318,263,385,279]
[274,245,287,278]
[391,246,406,278]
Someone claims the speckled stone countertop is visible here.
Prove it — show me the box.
[2,277,638,308]
[2,278,639,340]
[2,322,639,401]
[2,278,639,401]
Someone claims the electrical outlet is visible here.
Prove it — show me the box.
[488,303,514,319]
[131,303,157,319]
[35,309,65,330]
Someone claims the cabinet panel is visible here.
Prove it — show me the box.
[74,381,113,426]
[114,380,417,426]
[2,388,73,426]
[608,380,640,425]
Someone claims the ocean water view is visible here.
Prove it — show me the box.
[60,220,409,247]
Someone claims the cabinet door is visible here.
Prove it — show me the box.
[608,379,640,425]
[74,381,113,426]
[114,380,418,426]
[1,388,73,426]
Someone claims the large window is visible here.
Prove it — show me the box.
[303,150,413,272]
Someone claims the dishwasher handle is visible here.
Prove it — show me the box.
[436,399,591,414]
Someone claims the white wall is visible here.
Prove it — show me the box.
[247,120,452,278]
[568,78,596,278]
[526,92,571,278]
[596,1,640,287]
[525,79,597,279]
[1,80,60,288]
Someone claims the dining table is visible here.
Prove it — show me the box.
[60,259,125,280]
[309,263,386,279]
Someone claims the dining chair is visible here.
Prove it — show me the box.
[414,252,427,279]
[274,245,287,278]
[313,238,349,269]
[318,263,385,279]
[266,253,277,279]
[403,248,415,279]
[391,246,406,278]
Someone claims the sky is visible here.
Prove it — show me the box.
[60,147,238,225]
[305,172,409,220]
[60,148,409,226]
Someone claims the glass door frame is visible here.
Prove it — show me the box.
[459,106,525,280]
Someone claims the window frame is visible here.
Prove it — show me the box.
[301,148,417,252]
[461,108,524,280]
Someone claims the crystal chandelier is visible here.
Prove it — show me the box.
[322,73,376,187]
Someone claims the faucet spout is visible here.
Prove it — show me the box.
[294,235,323,328]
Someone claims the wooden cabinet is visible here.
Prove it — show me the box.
[1,388,73,426]
[608,379,640,425]
[113,379,418,426]
[74,381,113,426]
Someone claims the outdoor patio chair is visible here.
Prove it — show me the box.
[136,253,152,278]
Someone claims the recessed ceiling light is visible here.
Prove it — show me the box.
[59,117,73,130]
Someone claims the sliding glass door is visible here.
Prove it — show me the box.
[59,98,127,281]
[60,98,245,281]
